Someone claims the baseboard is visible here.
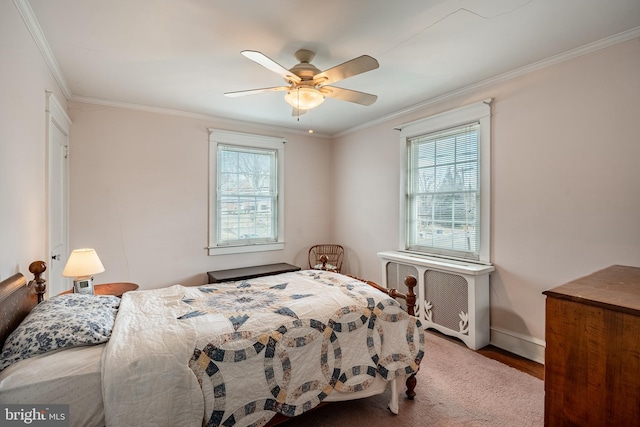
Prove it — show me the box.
[490,327,545,365]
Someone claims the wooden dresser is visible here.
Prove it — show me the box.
[543,265,640,426]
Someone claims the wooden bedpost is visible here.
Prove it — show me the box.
[28,261,47,303]
[319,254,329,270]
[347,274,418,317]
[403,275,417,317]
[404,275,418,400]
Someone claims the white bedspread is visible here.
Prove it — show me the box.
[102,271,423,427]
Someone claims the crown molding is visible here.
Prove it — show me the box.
[69,95,332,139]
[335,25,640,138]
[14,0,72,99]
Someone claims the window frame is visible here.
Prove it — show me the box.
[208,129,285,255]
[399,100,492,264]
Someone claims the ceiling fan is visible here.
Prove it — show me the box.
[224,49,379,115]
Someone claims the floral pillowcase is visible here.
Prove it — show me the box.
[0,293,120,371]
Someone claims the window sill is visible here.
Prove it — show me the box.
[208,242,285,256]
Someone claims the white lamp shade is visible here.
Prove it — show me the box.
[284,87,325,110]
[62,248,105,279]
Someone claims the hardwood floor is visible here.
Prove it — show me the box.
[427,330,545,380]
[477,343,544,380]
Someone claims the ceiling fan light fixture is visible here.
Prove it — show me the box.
[284,87,325,110]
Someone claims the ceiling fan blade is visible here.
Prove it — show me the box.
[320,86,377,106]
[224,86,290,97]
[313,55,379,86]
[241,50,301,84]
[291,108,307,117]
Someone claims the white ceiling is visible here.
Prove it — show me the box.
[23,0,640,136]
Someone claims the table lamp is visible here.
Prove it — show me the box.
[62,248,105,294]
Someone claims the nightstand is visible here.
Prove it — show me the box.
[59,282,139,298]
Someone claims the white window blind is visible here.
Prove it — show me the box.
[399,100,491,264]
[407,123,480,260]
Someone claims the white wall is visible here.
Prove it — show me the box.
[333,124,401,277]
[333,38,640,359]
[0,2,66,282]
[66,103,335,288]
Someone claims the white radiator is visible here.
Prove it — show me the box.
[378,251,494,350]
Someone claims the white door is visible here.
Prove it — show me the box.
[47,93,71,296]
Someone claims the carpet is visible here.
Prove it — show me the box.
[282,331,544,426]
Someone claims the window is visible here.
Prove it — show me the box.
[208,129,285,255]
[399,100,491,264]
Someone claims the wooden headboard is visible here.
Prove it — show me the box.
[0,261,47,348]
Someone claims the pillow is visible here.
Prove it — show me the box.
[313,263,338,271]
[0,293,120,371]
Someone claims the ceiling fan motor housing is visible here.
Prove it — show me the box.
[288,66,321,83]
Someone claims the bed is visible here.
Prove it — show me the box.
[0,261,423,427]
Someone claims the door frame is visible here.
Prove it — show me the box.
[46,92,71,296]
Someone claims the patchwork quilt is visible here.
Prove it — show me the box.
[102,270,424,427]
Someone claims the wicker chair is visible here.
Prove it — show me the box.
[308,244,344,273]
